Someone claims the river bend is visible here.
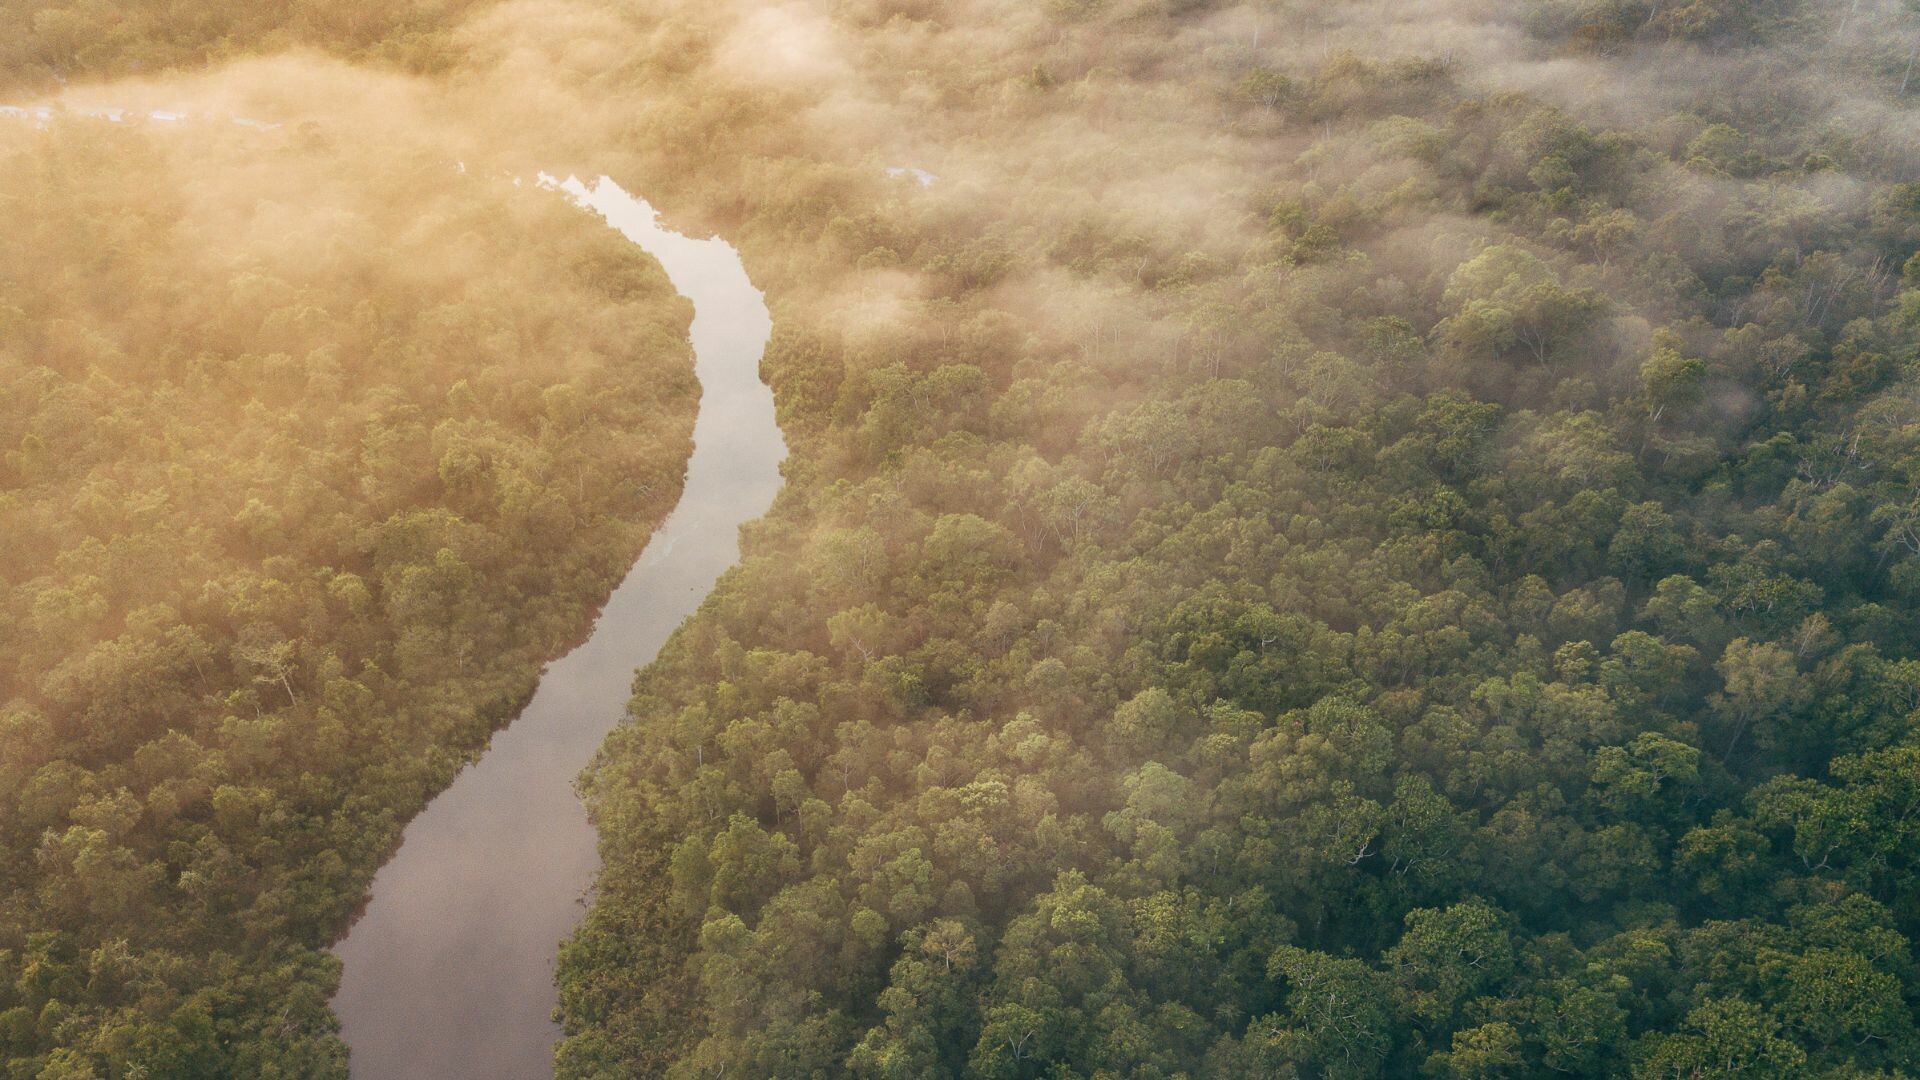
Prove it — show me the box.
[330,176,784,1079]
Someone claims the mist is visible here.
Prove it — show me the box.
[8,0,1920,1076]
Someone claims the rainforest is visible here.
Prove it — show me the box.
[4,1,1920,1078]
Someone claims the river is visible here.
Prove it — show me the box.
[329,175,785,1079]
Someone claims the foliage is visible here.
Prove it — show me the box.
[13,0,1920,1075]
[0,113,694,1074]
[546,1,1920,1077]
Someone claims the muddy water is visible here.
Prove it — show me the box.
[330,176,784,1079]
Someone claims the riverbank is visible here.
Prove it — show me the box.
[330,175,784,1079]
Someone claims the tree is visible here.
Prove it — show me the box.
[1590,732,1701,814]
[1436,245,1608,376]
[1712,639,1806,763]
[1384,899,1516,1026]
[1633,999,1807,1079]
[1423,1021,1522,1078]
[1263,945,1398,1078]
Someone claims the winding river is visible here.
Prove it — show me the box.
[330,176,785,1078]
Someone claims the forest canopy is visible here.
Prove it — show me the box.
[9,0,1920,1077]
[0,63,695,1076]
[539,1,1920,1078]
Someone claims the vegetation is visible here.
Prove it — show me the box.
[0,106,694,1074]
[0,0,485,90]
[547,1,1920,1077]
[11,0,1920,1077]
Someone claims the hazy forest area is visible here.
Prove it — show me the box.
[0,9,700,1074]
[8,0,1920,1077]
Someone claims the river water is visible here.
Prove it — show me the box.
[330,176,784,1079]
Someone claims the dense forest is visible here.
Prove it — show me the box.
[9,0,1920,1077]
[0,65,696,1076]
[0,0,484,90]
[549,1,1920,1077]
